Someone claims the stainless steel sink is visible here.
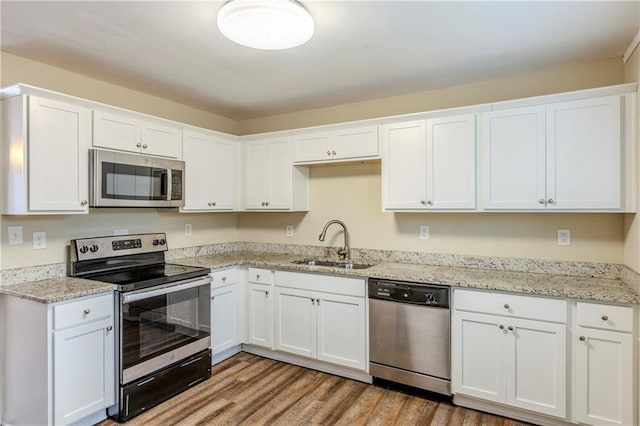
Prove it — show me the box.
[291,259,374,270]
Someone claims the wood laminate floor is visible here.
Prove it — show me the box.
[100,352,532,426]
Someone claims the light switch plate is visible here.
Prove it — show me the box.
[419,225,430,240]
[33,231,46,250]
[185,224,192,236]
[8,226,23,245]
[286,225,294,237]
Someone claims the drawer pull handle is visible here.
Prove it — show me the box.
[579,336,586,341]
[256,274,261,280]
[507,326,514,331]
[601,315,608,321]
[106,325,113,331]
[83,308,91,315]
[211,296,215,300]
[222,276,226,282]
[498,324,505,330]
[265,291,269,296]
[136,376,155,387]
[136,143,142,148]
[504,304,509,309]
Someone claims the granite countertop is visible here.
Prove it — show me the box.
[1,277,116,304]
[3,250,639,304]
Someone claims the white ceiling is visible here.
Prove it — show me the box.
[1,1,638,120]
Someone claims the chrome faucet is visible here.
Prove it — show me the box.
[318,220,351,264]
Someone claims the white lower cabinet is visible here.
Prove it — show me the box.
[245,268,275,348]
[274,271,366,371]
[210,268,242,358]
[452,289,567,419]
[574,302,634,426]
[2,292,115,426]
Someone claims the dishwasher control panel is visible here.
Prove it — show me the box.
[368,279,449,308]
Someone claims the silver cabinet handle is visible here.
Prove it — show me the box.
[538,199,545,204]
[208,202,213,206]
[142,144,148,149]
[504,304,509,309]
[264,290,269,296]
[83,308,91,314]
[499,324,505,330]
[507,326,514,331]
[80,200,88,206]
[316,298,320,305]
[579,336,586,341]
[327,151,331,156]
[212,202,216,207]
[222,276,226,282]
[332,150,336,155]
[211,296,215,300]
[547,198,554,204]
[602,315,608,321]
[261,202,266,207]
[265,202,269,207]
[427,200,433,206]
[136,143,142,148]
[106,325,113,331]
[256,274,260,280]
[420,200,426,205]
[311,298,315,304]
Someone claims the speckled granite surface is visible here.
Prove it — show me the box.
[1,277,116,304]
[2,242,639,304]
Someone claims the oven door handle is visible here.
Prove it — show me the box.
[123,276,212,303]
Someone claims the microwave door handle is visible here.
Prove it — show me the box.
[123,277,212,304]
[161,169,170,201]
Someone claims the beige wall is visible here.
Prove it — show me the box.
[238,58,624,135]
[0,53,632,268]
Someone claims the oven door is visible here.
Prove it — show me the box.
[119,276,211,384]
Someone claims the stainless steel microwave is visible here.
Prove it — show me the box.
[90,149,185,208]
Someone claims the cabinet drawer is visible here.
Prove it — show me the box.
[454,289,566,323]
[210,268,237,288]
[54,292,113,330]
[248,267,273,284]
[577,302,633,332]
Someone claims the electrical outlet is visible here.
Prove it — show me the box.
[114,228,129,236]
[419,225,430,240]
[557,229,571,246]
[33,231,46,250]
[185,224,192,236]
[286,225,294,237]
[8,226,23,245]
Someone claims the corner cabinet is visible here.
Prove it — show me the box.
[293,125,379,164]
[274,271,367,371]
[2,94,91,214]
[482,94,634,211]
[182,130,239,211]
[93,110,181,158]
[244,137,308,210]
[382,114,477,211]
[2,292,115,426]
[451,289,567,419]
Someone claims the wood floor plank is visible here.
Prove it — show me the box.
[98,352,533,426]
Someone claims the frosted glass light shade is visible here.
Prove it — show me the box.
[217,0,314,50]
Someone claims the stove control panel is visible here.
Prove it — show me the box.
[70,233,168,262]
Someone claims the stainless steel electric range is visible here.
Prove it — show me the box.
[69,233,212,422]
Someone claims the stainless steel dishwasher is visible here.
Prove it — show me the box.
[368,278,451,395]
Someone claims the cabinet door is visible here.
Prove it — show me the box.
[575,327,633,426]
[247,283,273,348]
[93,110,140,153]
[182,131,215,210]
[482,106,546,209]
[316,293,366,370]
[293,132,332,163]
[546,96,622,210]
[506,318,566,418]
[139,121,181,158]
[53,317,115,425]
[275,287,316,358]
[451,311,507,403]
[266,138,292,209]
[28,96,91,213]
[333,126,379,160]
[381,120,428,210]
[211,284,238,355]
[245,141,269,209]
[427,114,476,209]
[210,137,237,210]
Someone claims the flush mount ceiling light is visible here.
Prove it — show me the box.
[217,0,314,50]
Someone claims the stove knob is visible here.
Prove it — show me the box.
[89,244,99,253]
[79,245,89,254]
[159,239,166,246]
[152,239,160,246]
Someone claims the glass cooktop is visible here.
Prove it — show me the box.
[86,263,210,292]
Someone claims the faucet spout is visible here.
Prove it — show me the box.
[318,220,351,263]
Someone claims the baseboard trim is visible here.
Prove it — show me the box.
[454,395,573,426]
[212,345,243,365]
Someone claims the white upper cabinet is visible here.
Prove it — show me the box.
[245,136,308,210]
[483,95,627,211]
[382,114,477,210]
[293,125,379,164]
[182,130,237,211]
[2,95,91,214]
[93,110,181,158]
